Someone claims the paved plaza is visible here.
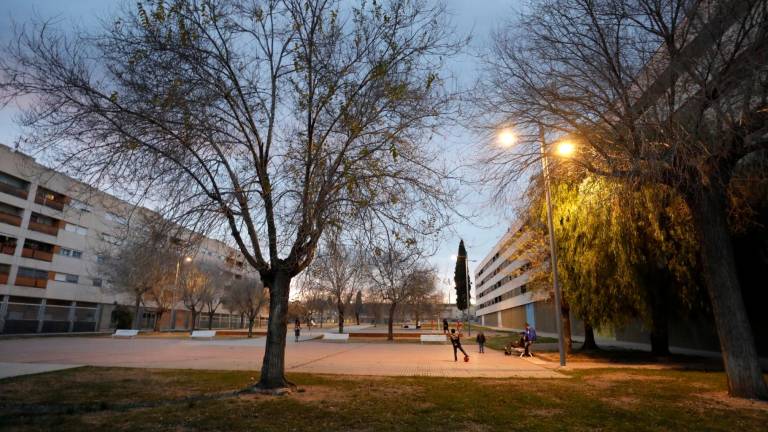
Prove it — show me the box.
[0,335,565,379]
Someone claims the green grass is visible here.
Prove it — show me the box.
[1,367,766,431]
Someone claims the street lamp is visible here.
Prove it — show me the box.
[497,126,575,367]
[170,255,192,330]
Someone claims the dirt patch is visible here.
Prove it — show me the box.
[590,372,675,383]
[530,408,565,417]
[693,391,768,412]
[602,395,640,407]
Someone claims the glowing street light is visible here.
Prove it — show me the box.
[555,140,575,157]
[497,129,516,147]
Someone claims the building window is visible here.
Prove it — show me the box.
[69,199,92,213]
[55,272,79,284]
[59,248,83,259]
[64,223,88,235]
[92,278,103,287]
[105,211,128,225]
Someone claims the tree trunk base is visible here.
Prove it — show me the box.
[246,382,300,396]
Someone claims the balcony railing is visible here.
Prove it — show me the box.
[0,182,29,199]
[28,221,59,236]
[34,195,65,211]
[1,244,16,255]
[15,276,48,288]
[0,212,22,227]
[21,248,54,262]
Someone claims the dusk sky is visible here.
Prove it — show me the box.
[0,0,526,303]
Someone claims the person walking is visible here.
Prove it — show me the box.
[294,318,301,343]
[449,329,469,362]
[442,318,449,334]
[476,331,486,354]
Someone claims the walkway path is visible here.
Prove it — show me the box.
[0,336,564,379]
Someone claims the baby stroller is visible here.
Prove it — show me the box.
[504,334,534,357]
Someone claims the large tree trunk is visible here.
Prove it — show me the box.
[207,310,214,330]
[256,270,292,390]
[561,300,573,354]
[190,309,197,332]
[582,322,598,351]
[355,312,360,325]
[689,184,767,399]
[649,280,670,356]
[153,310,164,332]
[337,300,344,334]
[132,296,141,330]
[387,302,397,341]
[248,317,255,338]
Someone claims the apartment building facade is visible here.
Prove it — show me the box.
[474,219,557,332]
[0,143,255,334]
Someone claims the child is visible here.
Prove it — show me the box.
[449,329,469,362]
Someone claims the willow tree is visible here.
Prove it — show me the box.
[0,0,461,390]
[543,177,701,355]
[478,0,768,398]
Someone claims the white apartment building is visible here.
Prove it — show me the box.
[0,143,254,334]
[474,220,556,332]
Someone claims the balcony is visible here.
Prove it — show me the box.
[27,213,60,236]
[0,211,22,227]
[35,188,67,211]
[0,180,29,200]
[21,248,54,262]
[14,276,48,289]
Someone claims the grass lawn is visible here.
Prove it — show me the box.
[1,367,766,431]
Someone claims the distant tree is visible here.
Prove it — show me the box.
[179,263,217,332]
[100,215,178,330]
[202,270,226,330]
[225,276,269,338]
[354,291,364,325]
[364,230,425,341]
[306,231,362,333]
[452,240,469,311]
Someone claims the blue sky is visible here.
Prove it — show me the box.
[0,0,525,303]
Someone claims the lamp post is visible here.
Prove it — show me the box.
[497,126,573,367]
[464,257,477,337]
[170,256,192,330]
[539,126,569,367]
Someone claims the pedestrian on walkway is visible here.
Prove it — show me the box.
[476,331,486,353]
[294,319,301,343]
[449,329,469,362]
[442,318,449,334]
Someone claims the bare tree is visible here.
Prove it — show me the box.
[99,215,178,330]
[225,276,269,337]
[407,267,439,327]
[179,263,218,332]
[353,290,364,325]
[305,230,361,333]
[363,228,426,340]
[476,0,768,399]
[202,274,225,330]
[0,0,462,390]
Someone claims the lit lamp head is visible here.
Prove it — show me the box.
[555,140,575,157]
[184,256,193,263]
[497,129,516,148]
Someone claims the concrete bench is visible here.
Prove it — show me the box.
[191,330,216,340]
[112,329,139,338]
[420,334,447,344]
[323,333,350,342]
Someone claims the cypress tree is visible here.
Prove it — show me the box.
[453,240,469,311]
